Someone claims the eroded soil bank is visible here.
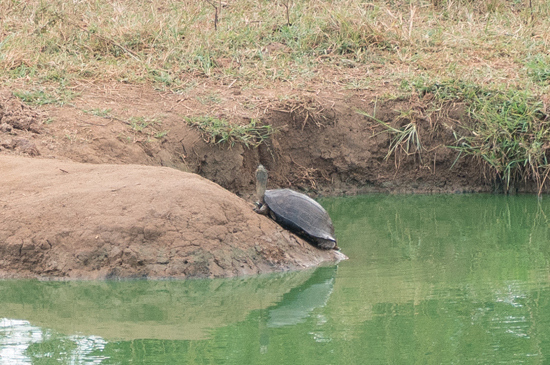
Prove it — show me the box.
[0,155,344,279]
[0,85,499,199]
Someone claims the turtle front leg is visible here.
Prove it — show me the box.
[315,237,339,250]
[254,202,270,215]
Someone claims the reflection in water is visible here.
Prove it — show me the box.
[0,267,337,363]
[2,194,550,363]
[0,269,319,342]
[267,267,336,328]
[0,319,107,364]
[321,194,550,364]
[0,319,40,365]
[260,266,336,354]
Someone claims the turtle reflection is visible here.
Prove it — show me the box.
[267,266,337,328]
[258,266,337,353]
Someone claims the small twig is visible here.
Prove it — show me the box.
[78,118,114,127]
[289,156,318,189]
[111,185,127,192]
[168,98,188,112]
[408,5,416,41]
[59,168,69,174]
[301,112,309,131]
[205,0,220,30]
[270,108,291,113]
[280,1,291,26]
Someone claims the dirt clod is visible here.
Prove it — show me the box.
[14,138,40,156]
[0,91,42,133]
[0,123,12,133]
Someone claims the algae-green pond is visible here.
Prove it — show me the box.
[2,194,550,364]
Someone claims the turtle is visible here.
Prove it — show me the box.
[253,164,339,250]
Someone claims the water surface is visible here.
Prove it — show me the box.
[2,194,550,364]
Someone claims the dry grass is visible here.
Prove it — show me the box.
[1,0,549,96]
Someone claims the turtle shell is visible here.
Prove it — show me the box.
[264,189,336,243]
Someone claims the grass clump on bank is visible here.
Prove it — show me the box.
[357,109,423,162]
[184,116,274,148]
[12,88,77,106]
[417,80,550,193]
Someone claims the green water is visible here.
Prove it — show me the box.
[2,194,550,364]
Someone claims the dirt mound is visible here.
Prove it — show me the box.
[0,155,344,279]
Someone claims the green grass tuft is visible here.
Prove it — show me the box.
[525,55,550,84]
[357,109,422,161]
[184,116,275,148]
[12,88,76,106]
[83,108,112,117]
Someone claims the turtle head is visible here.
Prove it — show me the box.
[255,164,268,204]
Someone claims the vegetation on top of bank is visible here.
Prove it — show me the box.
[1,0,550,95]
